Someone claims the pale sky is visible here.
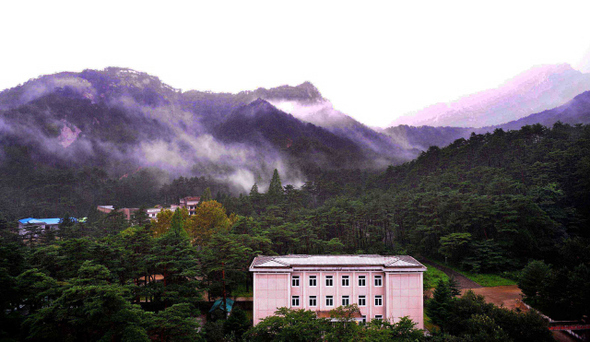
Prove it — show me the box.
[1,0,590,127]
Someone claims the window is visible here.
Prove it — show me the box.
[292,296,300,306]
[342,295,350,306]
[342,275,350,287]
[292,276,300,287]
[309,296,317,307]
[358,295,366,306]
[374,275,382,287]
[362,315,366,323]
[375,315,383,320]
[375,295,383,306]
[326,295,334,307]
[309,275,317,287]
[326,275,333,287]
[358,275,366,287]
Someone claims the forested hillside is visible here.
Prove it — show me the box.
[0,67,411,201]
[2,122,589,340]
[217,122,590,271]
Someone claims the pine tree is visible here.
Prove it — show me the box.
[267,169,283,202]
[426,280,453,331]
[249,183,259,197]
[169,208,189,239]
[448,276,461,297]
[249,183,263,215]
[199,188,212,205]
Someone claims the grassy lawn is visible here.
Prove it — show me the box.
[423,262,449,289]
[463,272,516,287]
[427,260,517,287]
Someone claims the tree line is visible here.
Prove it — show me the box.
[1,122,590,339]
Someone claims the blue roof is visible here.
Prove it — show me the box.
[209,298,234,313]
[19,217,78,225]
[18,217,35,224]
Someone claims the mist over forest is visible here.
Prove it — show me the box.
[2,66,590,341]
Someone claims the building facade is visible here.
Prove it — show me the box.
[146,207,162,219]
[249,255,426,327]
[96,205,138,221]
[18,217,61,236]
[178,196,200,216]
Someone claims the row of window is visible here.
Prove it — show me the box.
[292,275,382,287]
[291,295,383,307]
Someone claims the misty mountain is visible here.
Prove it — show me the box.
[497,90,590,131]
[383,125,476,151]
[179,81,324,129]
[184,80,411,166]
[383,89,590,150]
[214,98,369,172]
[0,68,414,193]
[390,64,590,128]
[265,94,415,166]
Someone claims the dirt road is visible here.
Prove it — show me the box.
[426,262,578,341]
[460,285,521,309]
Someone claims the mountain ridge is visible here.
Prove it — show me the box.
[390,64,590,128]
[383,89,590,150]
[0,68,408,193]
[2,66,590,195]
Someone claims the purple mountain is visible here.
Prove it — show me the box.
[390,64,590,128]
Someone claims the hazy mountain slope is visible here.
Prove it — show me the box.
[498,90,590,131]
[179,81,324,129]
[267,97,412,165]
[383,90,590,151]
[0,67,414,192]
[383,125,478,151]
[215,99,369,171]
[391,64,590,128]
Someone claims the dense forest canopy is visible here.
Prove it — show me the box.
[1,122,590,340]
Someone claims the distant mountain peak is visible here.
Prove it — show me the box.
[390,63,590,128]
[296,80,320,92]
[232,98,280,118]
[249,97,274,109]
[250,82,324,103]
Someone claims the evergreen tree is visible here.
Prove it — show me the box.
[148,209,200,309]
[518,260,550,305]
[199,187,212,205]
[169,208,189,239]
[426,280,453,331]
[267,169,283,202]
[147,304,203,342]
[57,213,77,240]
[249,183,263,215]
[448,276,462,297]
[223,306,250,341]
[24,261,150,341]
[131,206,150,227]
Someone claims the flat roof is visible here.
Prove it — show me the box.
[19,218,61,225]
[251,254,425,269]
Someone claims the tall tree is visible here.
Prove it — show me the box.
[148,209,201,309]
[199,233,252,308]
[187,201,234,245]
[267,169,284,202]
[426,280,453,331]
[199,187,212,204]
[24,261,150,341]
